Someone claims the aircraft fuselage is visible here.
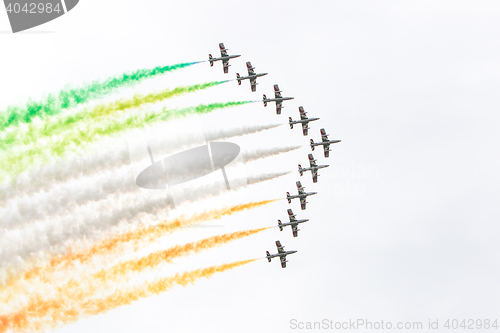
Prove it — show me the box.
[211,54,241,62]
[311,140,341,147]
[288,192,317,200]
[301,165,329,172]
[268,250,297,259]
[264,96,294,103]
[290,117,319,125]
[282,219,309,227]
[239,72,268,80]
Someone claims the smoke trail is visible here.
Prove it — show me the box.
[243,145,301,162]
[204,122,281,142]
[0,163,287,229]
[98,228,267,280]
[0,128,286,222]
[247,171,291,185]
[0,120,277,204]
[0,101,253,182]
[0,62,198,130]
[0,259,256,332]
[0,81,228,150]
[1,200,275,290]
[2,228,267,317]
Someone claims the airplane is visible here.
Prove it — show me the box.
[262,84,294,114]
[278,209,309,237]
[298,153,329,183]
[236,62,268,92]
[286,181,317,210]
[310,128,341,158]
[266,240,297,268]
[288,106,320,136]
[209,43,241,74]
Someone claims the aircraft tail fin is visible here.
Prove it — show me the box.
[236,73,241,85]
[278,220,283,231]
[286,192,291,204]
[289,117,293,129]
[298,165,303,176]
[266,251,272,262]
[208,54,214,67]
[310,139,315,150]
[263,95,267,106]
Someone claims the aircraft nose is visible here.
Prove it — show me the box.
[210,142,240,170]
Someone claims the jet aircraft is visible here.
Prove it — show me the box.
[286,181,317,210]
[208,43,241,74]
[262,84,294,114]
[266,240,297,268]
[298,154,329,183]
[289,106,320,136]
[236,62,268,92]
[310,128,341,158]
[278,209,309,237]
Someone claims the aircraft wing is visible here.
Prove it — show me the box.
[301,122,309,136]
[300,196,307,210]
[292,224,299,237]
[280,256,287,268]
[222,59,229,74]
[287,209,296,223]
[308,154,317,168]
[219,43,228,57]
[312,169,318,183]
[323,144,330,158]
[320,128,329,142]
[299,106,308,120]
[276,101,283,114]
[296,181,305,195]
[246,62,256,76]
[276,240,285,254]
[250,78,257,92]
[274,84,282,98]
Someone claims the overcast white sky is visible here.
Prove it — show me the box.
[1,1,500,332]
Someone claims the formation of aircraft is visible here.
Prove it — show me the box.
[236,62,268,92]
[289,106,320,136]
[286,181,317,210]
[263,84,294,114]
[310,128,341,158]
[298,154,329,183]
[209,43,342,269]
[278,209,309,237]
[208,43,241,74]
[266,240,297,268]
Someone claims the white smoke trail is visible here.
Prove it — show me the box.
[0,169,285,280]
[0,122,281,207]
[0,143,296,230]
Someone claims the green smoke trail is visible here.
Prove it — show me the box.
[0,81,228,151]
[0,62,198,130]
[0,101,254,182]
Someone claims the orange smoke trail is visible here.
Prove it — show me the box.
[0,259,257,332]
[1,200,277,317]
[97,227,269,280]
[8,199,275,286]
